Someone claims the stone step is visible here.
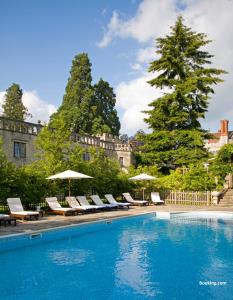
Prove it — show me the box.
[218,188,233,206]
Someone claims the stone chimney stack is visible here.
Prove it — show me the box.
[220,120,229,136]
[219,120,229,146]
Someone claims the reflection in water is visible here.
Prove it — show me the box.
[115,227,161,298]
[169,215,233,242]
[48,248,93,266]
[168,214,233,300]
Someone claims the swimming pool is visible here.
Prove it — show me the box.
[0,212,233,300]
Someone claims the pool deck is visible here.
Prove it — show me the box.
[1,204,233,237]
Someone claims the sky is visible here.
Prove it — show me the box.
[0,0,233,136]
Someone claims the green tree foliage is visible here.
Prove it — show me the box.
[51,54,120,136]
[0,139,48,208]
[0,139,16,201]
[51,53,94,134]
[29,120,131,198]
[2,83,28,120]
[215,144,233,164]
[130,164,216,192]
[92,78,120,135]
[210,144,233,181]
[141,16,226,171]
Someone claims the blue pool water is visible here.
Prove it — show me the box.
[0,213,233,300]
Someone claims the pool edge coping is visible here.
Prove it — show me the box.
[1,210,233,240]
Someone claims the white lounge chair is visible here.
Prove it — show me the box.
[122,193,149,206]
[105,194,130,209]
[7,198,39,220]
[45,197,76,216]
[0,214,17,226]
[90,195,118,209]
[151,192,165,205]
[77,196,105,210]
[66,196,96,212]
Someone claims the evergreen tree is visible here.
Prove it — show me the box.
[52,54,121,136]
[2,83,28,120]
[92,78,120,135]
[51,53,94,134]
[141,16,226,171]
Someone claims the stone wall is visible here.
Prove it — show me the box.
[0,117,134,168]
[0,117,42,167]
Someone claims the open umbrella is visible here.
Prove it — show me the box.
[129,173,156,200]
[46,170,93,197]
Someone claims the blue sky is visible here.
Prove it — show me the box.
[0,0,139,103]
[0,0,233,135]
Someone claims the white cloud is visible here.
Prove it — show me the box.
[97,0,176,47]
[130,63,142,71]
[0,90,57,124]
[116,73,163,134]
[97,11,122,48]
[136,46,157,64]
[102,0,233,134]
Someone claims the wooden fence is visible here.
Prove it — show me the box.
[161,190,212,206]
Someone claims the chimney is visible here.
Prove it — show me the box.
[220,120,229,136]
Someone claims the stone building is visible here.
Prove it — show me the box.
[205,120,233,154]
[0,116,134,168]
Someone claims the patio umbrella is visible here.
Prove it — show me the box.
[46,170,93,197]
[129,173,156,200]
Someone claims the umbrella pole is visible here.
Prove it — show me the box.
[69,178,71,197]
[143,188,145,200]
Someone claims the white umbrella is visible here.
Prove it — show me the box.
[46,170,93,197]
[129,173,156,200]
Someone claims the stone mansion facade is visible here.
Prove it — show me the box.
[0,116,135,168]
[205,119,233,154]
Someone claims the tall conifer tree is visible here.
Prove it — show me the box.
[2,83,28,120]
[51,53,94,134]
[51,54,120,136]
[141,16,226,171]
[92,78,120,135]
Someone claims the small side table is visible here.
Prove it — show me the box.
[0,217,17,226]
[38,210,45,218]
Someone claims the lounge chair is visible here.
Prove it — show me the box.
[77,196,105,210]
[90,195,118,209]
[66,196,96,212]
[151,192,165,205]
[105,194,130,209]
[45,197,76,216]
[0,214,17,226]
[7,198,40,220]
[122,193,149,206]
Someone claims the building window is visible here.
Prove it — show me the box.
[83,152,90,161]
[14,142,26,158]
[119,157,124,167]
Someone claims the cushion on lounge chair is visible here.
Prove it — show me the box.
[66,197,93,211]
[151,192,164,204]
[7,198,39,216]
[66,196,81,208]
[122,193,148,205]
[90,195,118,208]
[46,197,75,212]
[7,198,24,212]
[45,197,62,210]
[104,194,130,207]
[0,214,11,218]
[77,196,102,209]
[10,211,39,216]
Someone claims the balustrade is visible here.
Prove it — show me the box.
[0,117,42,135]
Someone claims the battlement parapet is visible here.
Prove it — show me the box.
[0,116,42,135]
